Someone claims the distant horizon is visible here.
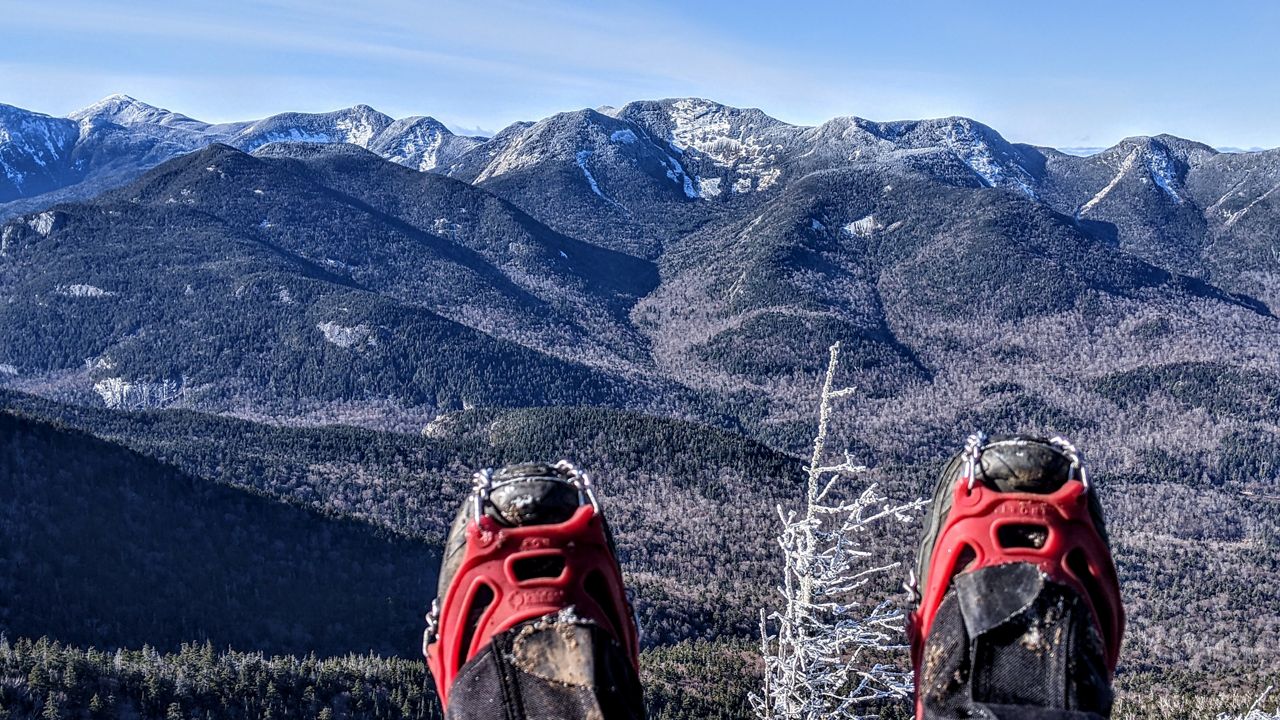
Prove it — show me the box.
[8,91,1277,156]
[3,0,1279,153]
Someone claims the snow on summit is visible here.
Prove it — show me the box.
[70,94,208,131]
[1,93,1256,238]
[619,98,796,193]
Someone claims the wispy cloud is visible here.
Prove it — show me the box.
[2,0,1278,149]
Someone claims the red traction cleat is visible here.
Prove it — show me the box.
[907,435,1125,719]
[423,462,640,709]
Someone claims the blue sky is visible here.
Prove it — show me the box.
[2,0,1277,149]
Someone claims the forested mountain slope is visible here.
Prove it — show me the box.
[0,145,677,424]
[0,411,438,658]
[2,390,1276,698]
[0,391,806,646]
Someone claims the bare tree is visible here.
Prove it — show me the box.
[750,342,927,720]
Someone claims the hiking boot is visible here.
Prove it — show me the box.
[908,435,1125,719]
[424,461,641,713]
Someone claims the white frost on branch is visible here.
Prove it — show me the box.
[751,342,926,720]
[1219,687,1280,720]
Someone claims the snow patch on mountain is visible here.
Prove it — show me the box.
[660,99,787,193]
[944,124,1036,198]
[699,177,722,198]
[473,132,545,182]
[317,321,377,349]
[387,133,444,170]
[1146,148,1182,202]
[575,149,631,207]
[843,215,883,238]
[667,99,730,150]
[0,225,16,255]
[610,129,637,144]
[1079,149,1139,217]
[756,167,782,191]
[432,218,463,240]
[422,412,458,439]
[28,211,56,236]
[70,94,207,131]
[227,106,394,154]
[659,153,699,198]
[1223,183,1280,227]
[86,355,116,372]
[0,105,79,192]
[0,363,17,376]
[576,150,606,199]
[368,116,485,172]
[57,283,115,298]
[336,114,379,147]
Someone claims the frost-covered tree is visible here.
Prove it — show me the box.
[1219,687,1280,720]
[750,342,927,720]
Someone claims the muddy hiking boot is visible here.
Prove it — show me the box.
[424,461,645,720]
[908,434,1126,720]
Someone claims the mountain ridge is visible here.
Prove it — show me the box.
[5,94,1269,220]
[5,127,1278,460]
[3,93,1280,462]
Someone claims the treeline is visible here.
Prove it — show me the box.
[5,635,1270,720]
[0,637,439,720]
[0,636,771,720]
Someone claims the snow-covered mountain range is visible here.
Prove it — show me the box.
[0,95,483,214]
[4,90,1279,428]
[4,93,1280,407]
[5,94,1275,230]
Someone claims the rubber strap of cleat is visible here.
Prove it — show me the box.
[424,504,639,707]
[909,476,1125,676]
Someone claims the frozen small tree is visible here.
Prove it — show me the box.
[1219,687,1280,720]
[750,342,927,720]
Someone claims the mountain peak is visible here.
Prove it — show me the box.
[327,104,391,122]
[371,116,482,170]
[622,97,790,127]
[71,94,158,118]
[1104,134,1219,167]
[70,94,206,130]
[335,104,389,122]
[89,93,141,106]
[188,142,251,162]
